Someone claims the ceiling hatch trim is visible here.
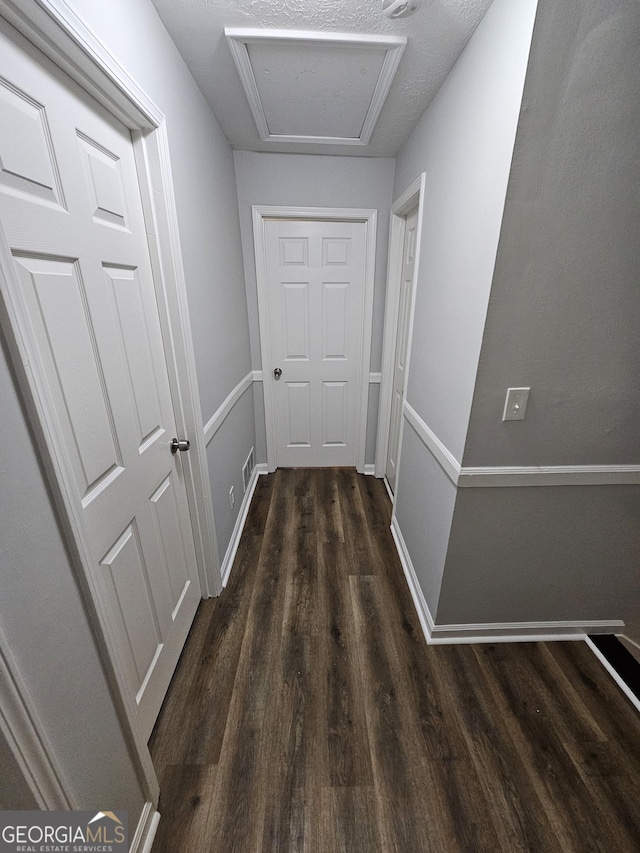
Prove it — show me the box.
[225,27,406,146]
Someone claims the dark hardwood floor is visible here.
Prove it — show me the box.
[149,468,640,852]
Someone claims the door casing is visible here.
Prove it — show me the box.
[253,205,377,473]
[0,0,219,827]
[376,174,426,506]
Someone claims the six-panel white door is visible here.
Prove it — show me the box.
[386,206,418,493]
[264,219,367,467]
[0,20,201,739]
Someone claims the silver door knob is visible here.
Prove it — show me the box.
[170,437,190,454]
[273,367,282,379]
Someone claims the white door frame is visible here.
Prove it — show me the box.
[253,205,377,474]
[0,0,220,836]
[376,174,425,492]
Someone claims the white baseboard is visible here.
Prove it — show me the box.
[363,464,376,476]
[390,517,435,644]
[585,637,640,714]
[402,401,640,488]
[220,465,264,587]
[256,462,269,475]
[390,517,623,645]
[427,622,622,645]
[131,804,160,853]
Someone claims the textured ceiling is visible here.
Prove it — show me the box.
[150,0,494,156]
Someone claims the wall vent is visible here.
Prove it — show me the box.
[242,447,255,492]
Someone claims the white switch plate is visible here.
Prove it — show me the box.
[502,387,530,421]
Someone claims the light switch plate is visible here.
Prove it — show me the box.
[502,387,530,421]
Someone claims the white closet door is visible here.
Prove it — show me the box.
[264,218,367,467]
[0,19,200,739]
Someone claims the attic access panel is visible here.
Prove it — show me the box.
[225,28,406,146]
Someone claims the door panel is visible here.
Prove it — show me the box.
[100,523,161,697]
[281,282,310,359]
[386,207,418,493]
[285,382,312,447]
[12,253,124,500]
[265,218,367,467]
[322,282,349,359]
[323,381,348,447]
[0,20,200,739]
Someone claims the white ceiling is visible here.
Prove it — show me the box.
[150,0,494,157]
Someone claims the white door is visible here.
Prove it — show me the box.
[0,20,200,739]
[386,206,418,493]
[264,218,368,467]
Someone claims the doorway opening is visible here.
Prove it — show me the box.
[376,174,425,500]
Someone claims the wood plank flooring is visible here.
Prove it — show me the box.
[149,468,640,852]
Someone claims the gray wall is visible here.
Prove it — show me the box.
[233,151,395,465]
[207,388,256,560]
[438,484,640,625]
[391,0,538,611]
[393,424,458,614]
[0,0,253,814]
[438,0,640,628]
[464,0,640,467]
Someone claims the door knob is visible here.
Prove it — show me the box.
[170,437,191,454]
[273,367,282,379]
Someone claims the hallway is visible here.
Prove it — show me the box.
[149,469,640,851]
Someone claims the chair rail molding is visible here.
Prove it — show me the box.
[402,402,640,487]
[203,371,254,446]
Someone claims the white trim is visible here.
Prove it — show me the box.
[252,205,377,474]
[369,372,381,383]
[131,804,160,853]
[458,464,640,487]
[390,517,435,645]
[134,127,220,597]
[0,628,71,809]
[203,371,254,446]
[619,633,640,654]
[0,0,160,128]
[376,174,426,480]
[256,462,269,475]
[391,517,623,645]
[139,812,161,853]
[363,464,376,476]
[402,404,640,488]
[225,28,405,146]
[252,369,263,382]
[403,402,461,484]
[585,637,640,714]
[221,465,264,587]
